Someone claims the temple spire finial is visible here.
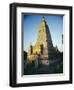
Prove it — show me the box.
[30,42,32,46]
[42,16,45,21]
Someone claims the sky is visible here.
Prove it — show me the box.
[22,14,63,52]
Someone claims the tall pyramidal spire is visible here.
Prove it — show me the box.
[36,16,53,54]
[28,16,55,62]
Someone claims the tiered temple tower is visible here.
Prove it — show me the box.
[27,16,55,64]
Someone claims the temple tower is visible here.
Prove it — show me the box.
[36,16,54,57]
[28,16,55,64]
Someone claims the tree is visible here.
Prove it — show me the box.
[24,51,27,60]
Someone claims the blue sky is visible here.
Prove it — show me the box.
[22,14,63,52]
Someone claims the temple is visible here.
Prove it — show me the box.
[27,16,57,65]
